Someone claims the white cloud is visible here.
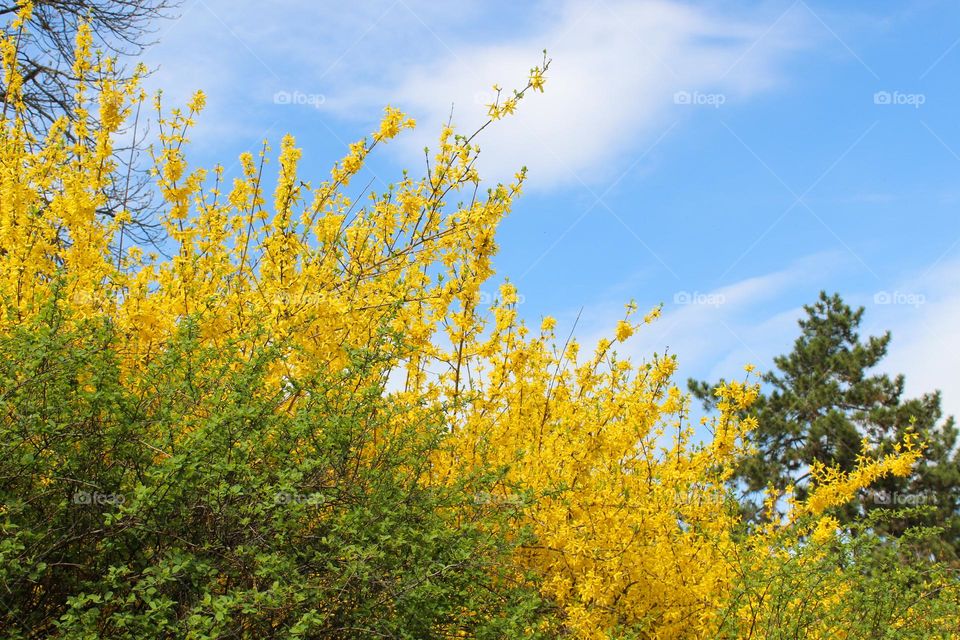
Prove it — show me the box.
[324,0,814,188]
[573,251,847,375]
[547,252,843,435]
[136,0,513,147]
[868,258,960,420]
[569,252,960,425]
[137,0,812,184]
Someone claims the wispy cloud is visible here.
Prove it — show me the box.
[867,258,960,420]
[326,0,815,188]
[573,251,960,422]
[138,0,813,184]
[573,251,847,373]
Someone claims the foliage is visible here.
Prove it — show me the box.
[717,509,960,639]
[0,295,553,638]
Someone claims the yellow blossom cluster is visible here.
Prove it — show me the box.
[801,432,921,518]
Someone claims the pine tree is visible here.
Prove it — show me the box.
[690,291,960,562]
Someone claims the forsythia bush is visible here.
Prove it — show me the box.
[1,4,957,637]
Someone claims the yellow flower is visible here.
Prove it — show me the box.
[890,453,916,477]
[188,90,207,112]
[529,68,546,92]
[373,105,415,142]
[811,516,839,545]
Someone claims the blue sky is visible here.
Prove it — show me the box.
[141,0,960,417]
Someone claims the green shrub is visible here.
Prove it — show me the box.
[0,297,553,638]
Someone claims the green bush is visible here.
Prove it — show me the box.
[716,511,960,639]
[0,297,553,638]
